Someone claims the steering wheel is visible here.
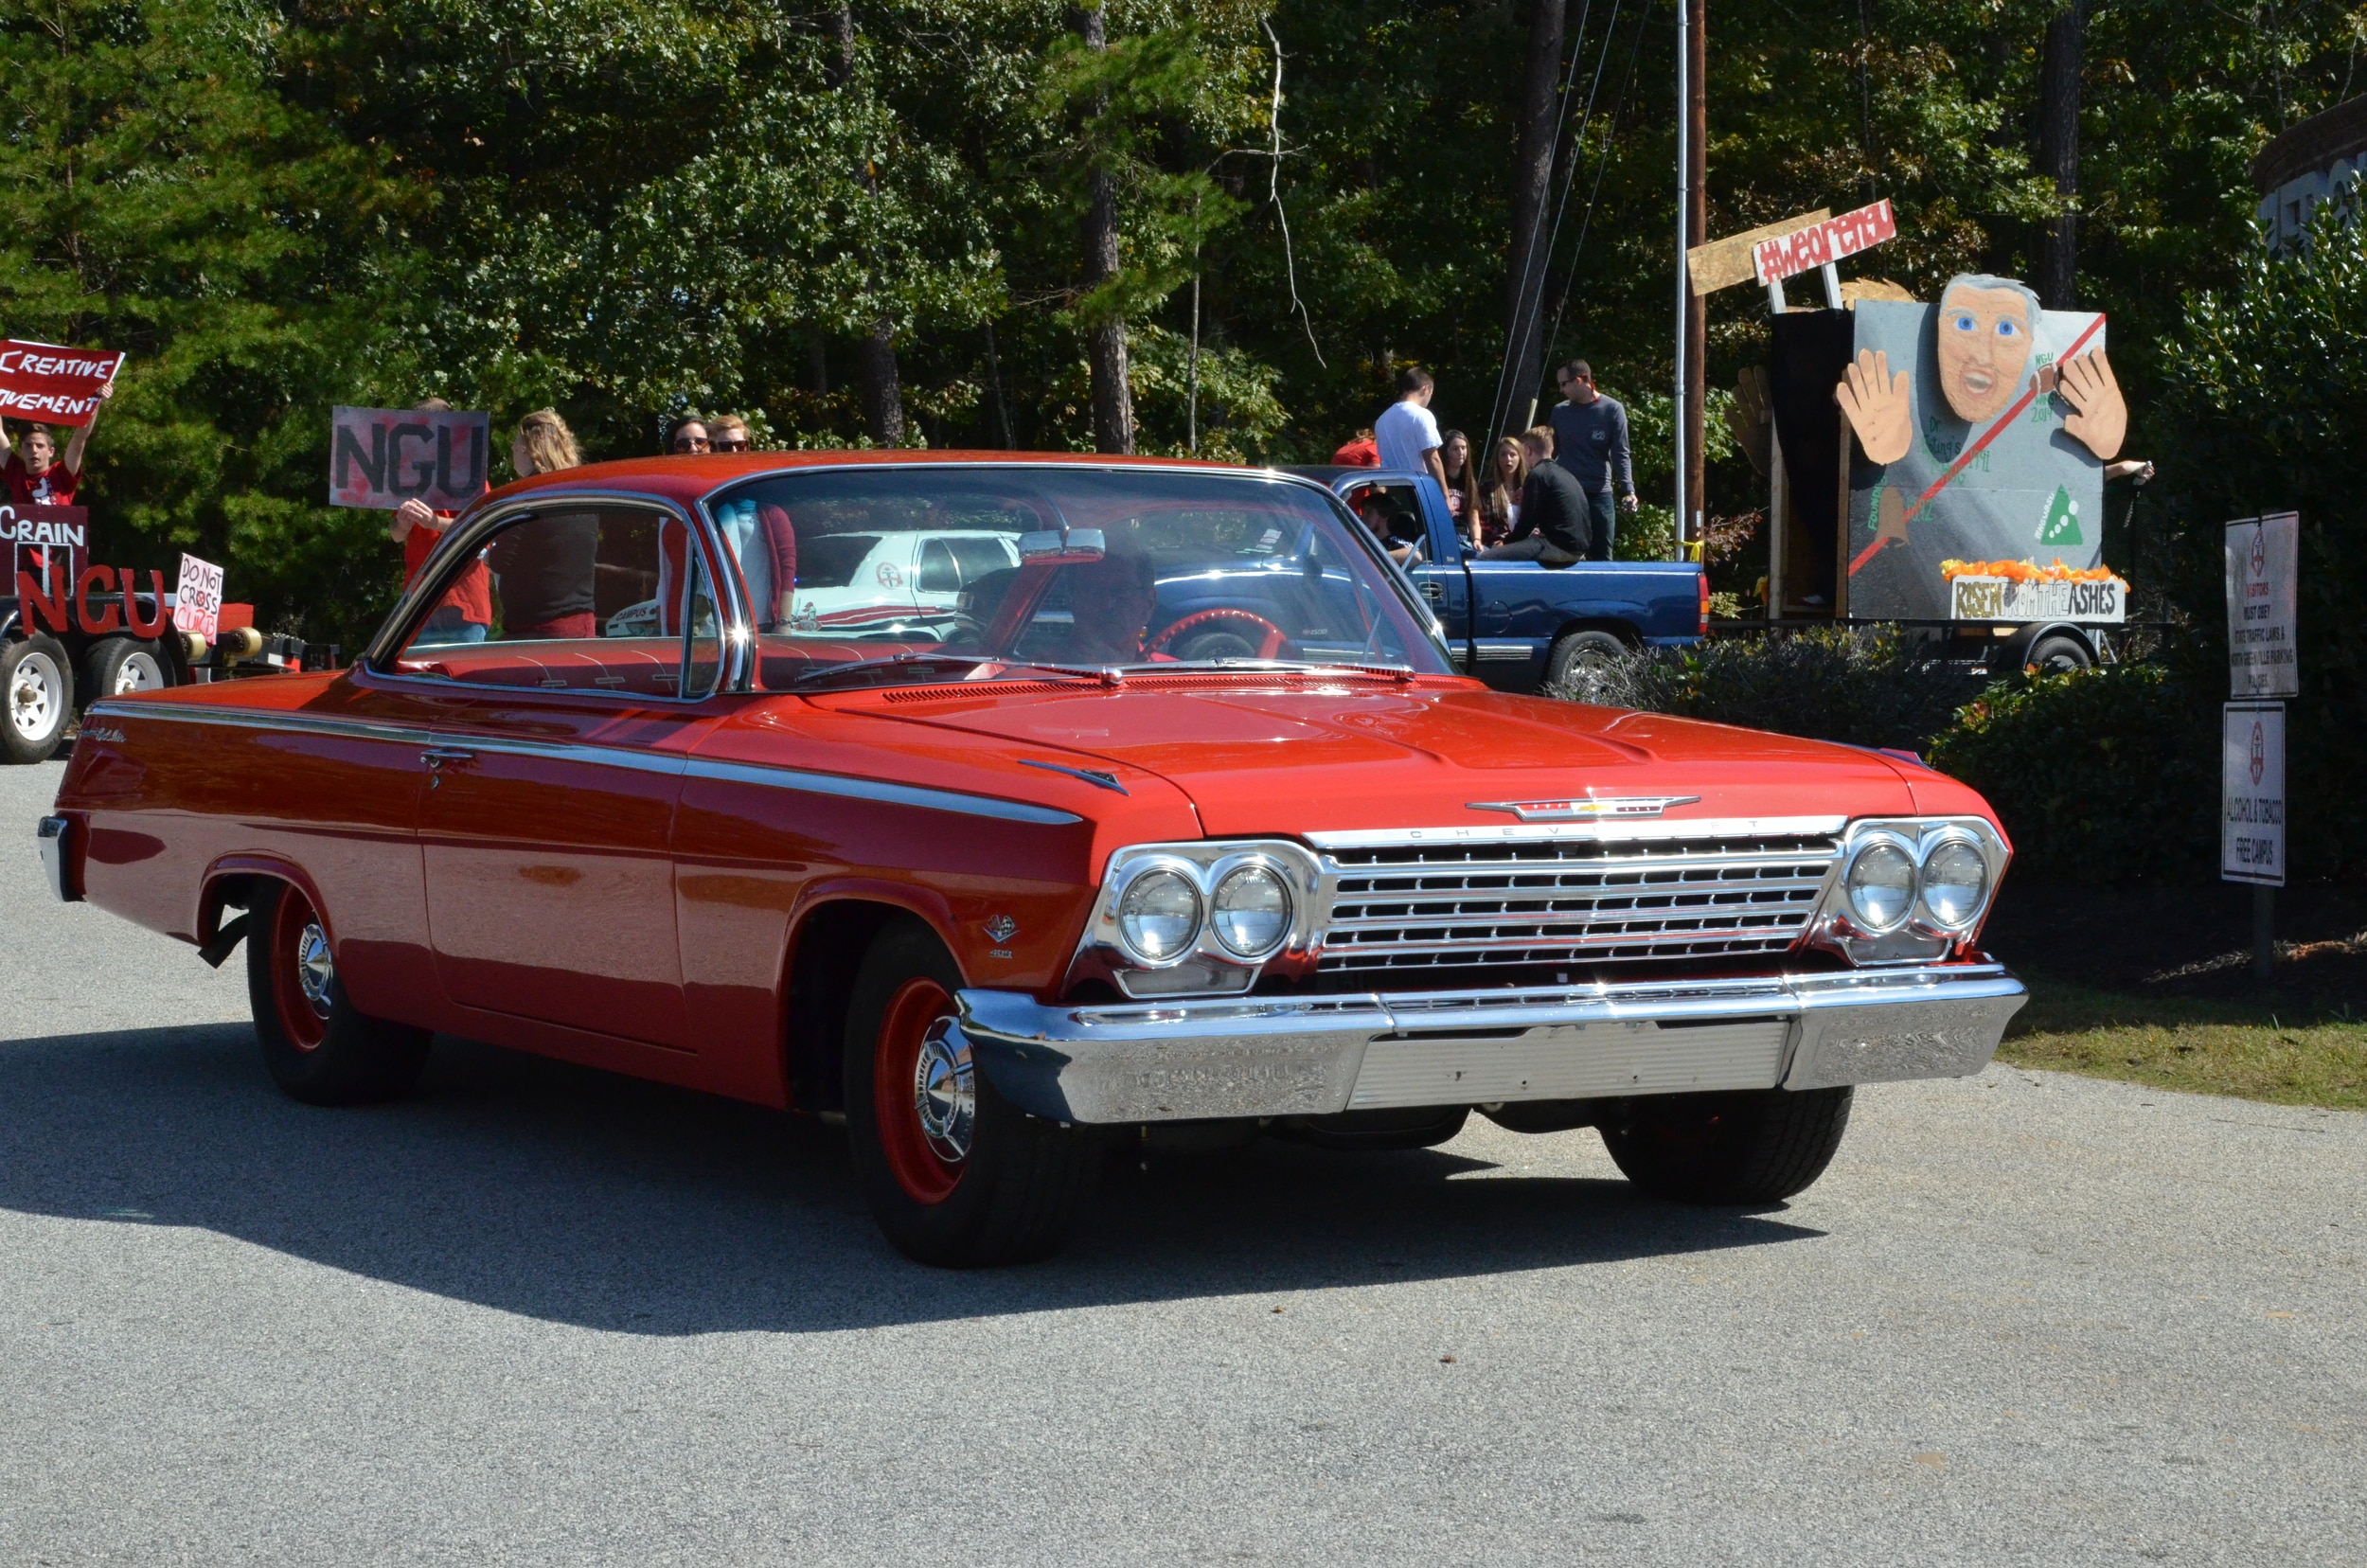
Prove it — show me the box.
[1145,607,1290,661]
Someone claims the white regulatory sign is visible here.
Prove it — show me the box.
[2224,512,2297,698]
[173,553,224,639]
[2221,702,2286,886]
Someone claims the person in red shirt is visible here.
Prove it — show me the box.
[3,378,113,506]
[388,398,492,643]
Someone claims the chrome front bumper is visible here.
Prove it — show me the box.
[956,963,2028,1124]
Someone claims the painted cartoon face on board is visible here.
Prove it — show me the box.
[1934,279,2036,424]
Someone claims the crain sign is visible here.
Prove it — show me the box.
[6,507,172,638]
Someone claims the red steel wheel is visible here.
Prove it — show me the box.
[245,880,432,1106]
[268,882,335,1053]
[871,976,970,1205]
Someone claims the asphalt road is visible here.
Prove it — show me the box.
[1,757,2360,1566]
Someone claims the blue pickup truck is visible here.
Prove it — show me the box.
[1285,467,1707,692]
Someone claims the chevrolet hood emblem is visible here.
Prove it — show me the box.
[1467,794,1701,822]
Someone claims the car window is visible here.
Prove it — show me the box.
[384,505,724,700]
[696,466,1454,689]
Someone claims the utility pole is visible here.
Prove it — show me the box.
[1672,0,1690,545]
[2036,0,2089,310]
[1076,7,1136,454]
[1683,0,1707,556]
[1504,0,1569,441]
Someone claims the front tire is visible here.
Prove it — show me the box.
[844,921,1101,1267]
[1600,1087,1852,1203]
[246,881,432,1105]
[0,634,73,763]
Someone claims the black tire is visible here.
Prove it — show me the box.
[82,636,173,704]
[246,880,432,1106]
[1600,1087,1853,1204]
[1544,628,1634,695]
[2022,632,2093,674]
[0,634,74,763]
[844,920,1101,1267]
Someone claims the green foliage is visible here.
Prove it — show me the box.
[1560,626,1973,752]
[1929,666,2216,881]
[2144,194,2367,880]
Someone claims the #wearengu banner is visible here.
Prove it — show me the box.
[329,405,490,511]
[0,341,125,426]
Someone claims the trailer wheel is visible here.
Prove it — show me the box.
[83,636,173,702]
[2022,632,2093,674]
[0,635,74,763]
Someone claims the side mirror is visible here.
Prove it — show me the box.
[1018,527,1106,563]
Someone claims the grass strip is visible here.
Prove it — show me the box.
[1999,973,2367,1111]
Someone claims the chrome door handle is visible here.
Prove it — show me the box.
[419,747,475,768]
[1420,579,1444,603]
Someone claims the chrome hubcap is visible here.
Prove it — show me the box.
[913,1018,975,1164]
[113,653,163,694]
[9,653,60,739]
[295,922,334,1019]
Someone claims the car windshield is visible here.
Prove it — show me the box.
[693,466,1453,689]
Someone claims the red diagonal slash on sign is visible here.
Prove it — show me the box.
[1847,312,2106,578]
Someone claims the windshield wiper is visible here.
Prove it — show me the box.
[788,651,1121,692]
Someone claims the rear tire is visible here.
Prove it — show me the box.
[1544,628,1633,696]
[2022,632,2093,673]
[83,636,172,701]
[844,920,1101,1267]
[246,881,432,1105]
[0,634,73,763]
[1600,1087,1852,1204]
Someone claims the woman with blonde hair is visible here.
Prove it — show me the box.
[488,409,600,639]
[1474,434,1526,547]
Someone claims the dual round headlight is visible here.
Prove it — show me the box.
[1843,833,1991,934]
[1112,860,1293,965]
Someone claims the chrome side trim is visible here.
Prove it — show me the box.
[683,757,1083,826]
[84,701,1082,826]
[37,814,76,902]
[955,961,2025,1123]
[1304,814,1850,849]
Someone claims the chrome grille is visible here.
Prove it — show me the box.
[1315,830,1842,973]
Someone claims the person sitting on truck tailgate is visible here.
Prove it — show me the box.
[1481,427,1588,565]
[1546,361,1635,561]
[1373,367,1449,491]
[3,377,112,506]
[389,397,493,645]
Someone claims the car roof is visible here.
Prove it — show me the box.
[1278,465,1426,487]
[485,449,1283,514]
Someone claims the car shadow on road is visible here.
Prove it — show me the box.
[0,1024,1825,1333]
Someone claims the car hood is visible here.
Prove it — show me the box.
[828,679,1972,836]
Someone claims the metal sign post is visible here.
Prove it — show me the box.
[2223,513,2299,980]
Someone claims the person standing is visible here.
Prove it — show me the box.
[1373,367,1449,490]
[486,410,600,640]
[709,415,752,453]
[1480,426,1589,564]
[389,398,492,645]
[669,418,711,454]
[1437,429,1479,548]
[3,378,114,506]
[1545,361,1635,561]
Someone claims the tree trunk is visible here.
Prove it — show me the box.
[1077,7,1135,454]
[835,4,906,447]
[1683,0,1706,543]
[857,317,905,449]
[1502,0,1568,437]
[2036,0,2087,310]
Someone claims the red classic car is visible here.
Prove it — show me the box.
[41,454,2026,1266]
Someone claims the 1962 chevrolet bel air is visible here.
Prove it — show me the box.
[42,453,2026,1266]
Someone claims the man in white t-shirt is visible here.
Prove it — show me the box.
[1372,367,1448,490]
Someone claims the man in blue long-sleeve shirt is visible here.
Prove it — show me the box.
[1545,361,1636,561]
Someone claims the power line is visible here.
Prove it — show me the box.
[1540,0,1654,375]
